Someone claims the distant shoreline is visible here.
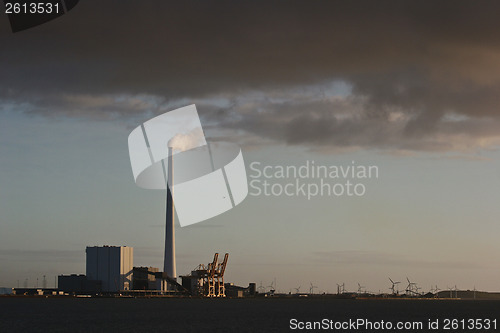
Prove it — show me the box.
[3,294,500,301]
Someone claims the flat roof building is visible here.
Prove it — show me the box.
[58,274,102,294]
[132,266,159,290]
[86,246,133,292]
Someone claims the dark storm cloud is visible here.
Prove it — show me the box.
[2,1,500,151]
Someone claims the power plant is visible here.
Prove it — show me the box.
[8,243,500,300]
[50,245,238,297]
[43,121,248,297]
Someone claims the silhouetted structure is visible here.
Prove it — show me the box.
[86,246,133,292]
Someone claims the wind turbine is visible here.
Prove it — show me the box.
[406,277,416,296]
[357,283,365,294]
[405,278,412,295]
[257,281,265,293]
[431,285,440,297]
[294,286,301,294]
[447,286,453,298]
[389,278,400,295]
[309,282,318,294]
[267,280,276,294]
[336,283,345,294]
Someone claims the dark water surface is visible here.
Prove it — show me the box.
[0,297,499,332]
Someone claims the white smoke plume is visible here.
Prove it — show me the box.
[168,127,205,152]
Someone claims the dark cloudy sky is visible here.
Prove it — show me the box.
[2,1,500,292]
[3,1,500,151]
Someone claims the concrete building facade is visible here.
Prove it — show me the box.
[86,246,133,292]
[132,266,159,290]
[58,274,102,294]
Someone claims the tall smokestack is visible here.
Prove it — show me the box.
[164,147,176,278]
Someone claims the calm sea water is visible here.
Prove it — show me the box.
[0,298,499,332]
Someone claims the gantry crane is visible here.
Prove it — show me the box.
[216,253,229,297]
[195,252,228,297]
[206,253,218,297]
[185,253,229,297]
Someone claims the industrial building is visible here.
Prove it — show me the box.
[58,274,101,294]
[86,246,133,292]
[132,267,158,290]
[0,287,12,295]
